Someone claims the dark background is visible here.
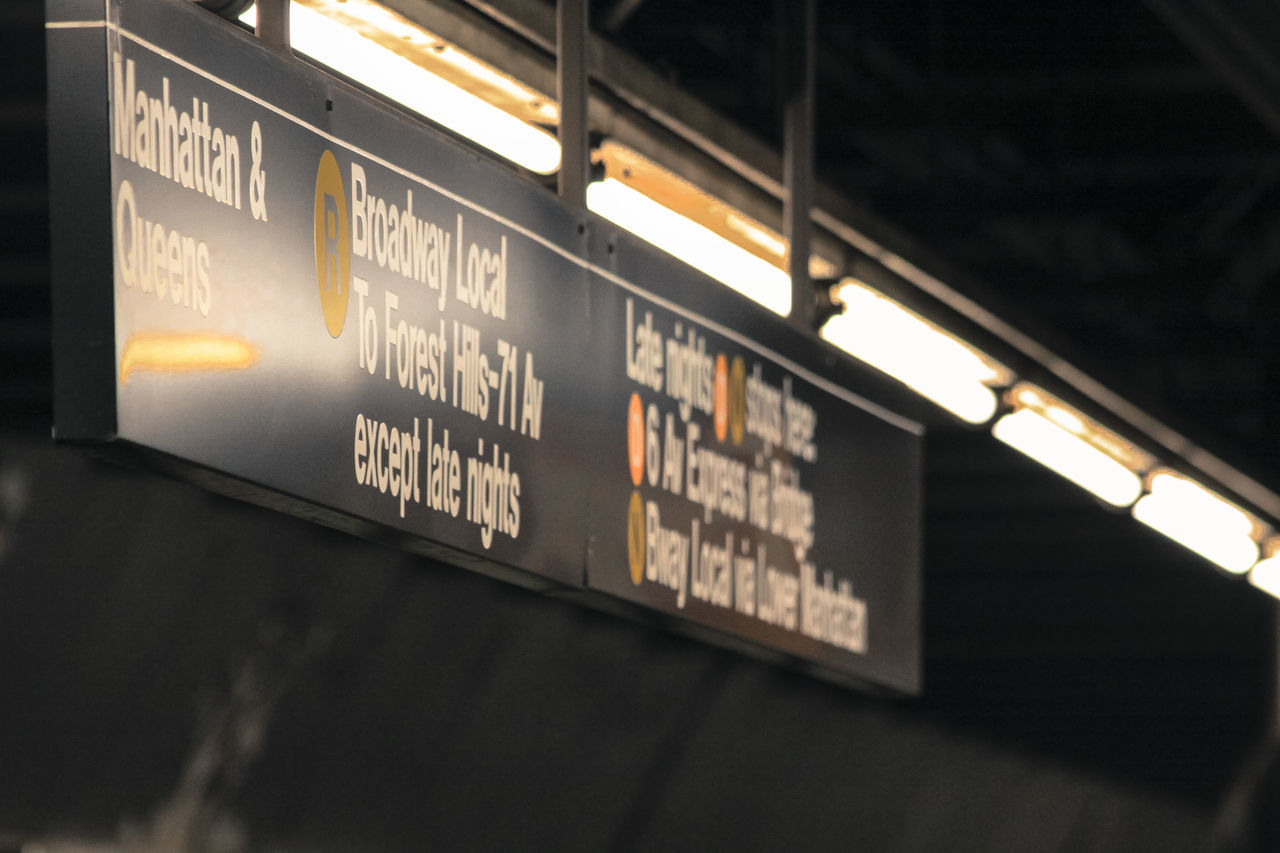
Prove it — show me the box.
[5,0,1280,849]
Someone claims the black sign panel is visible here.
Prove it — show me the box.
[585,234,922,693]
[49,0,591,585]
[47,0,922,691]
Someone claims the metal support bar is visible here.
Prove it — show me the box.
[557,0,589,210]
[255,0,291,54]
[782,0,816,329]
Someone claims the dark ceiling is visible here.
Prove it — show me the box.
[5,0,1280,818]
[604,0,1280,485]
[589,0,1280,804]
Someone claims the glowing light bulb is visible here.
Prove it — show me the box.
[993,408,1143,507]
[241,3,561,174]
[820,281,1007,424]
[587,177,792,315]
[1132,471,1260,572]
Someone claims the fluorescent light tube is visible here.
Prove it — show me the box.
[993,408,1143,507]
[992,384,1148,507]
[1132,470,1260,573]
[587,177,792,315]
[820,281,1009,424]
[241,3,561,174]
[1249,552,1280,599]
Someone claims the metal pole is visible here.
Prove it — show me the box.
[557,0,589,210]
[255,0,291,54]
[783,0,816,329]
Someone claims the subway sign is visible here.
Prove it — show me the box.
[47,0,922,694]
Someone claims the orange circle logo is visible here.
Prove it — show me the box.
[314,150,350,338]
[713,352,729,442]
[627,392,644,486]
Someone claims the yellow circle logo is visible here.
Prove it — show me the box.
[729,355,746,445]
[627,490,645,585]
[314,150,350,338]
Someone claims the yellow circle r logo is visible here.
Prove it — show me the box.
[314,150,350,338]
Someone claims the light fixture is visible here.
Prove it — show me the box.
[1132,469,1261,573]
[819,279,1012,424]
[240,1,561,174]
[588,141,839,316]
[587,177,794,315]
[991,384,1148,507]
[1248,539,1280,598]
